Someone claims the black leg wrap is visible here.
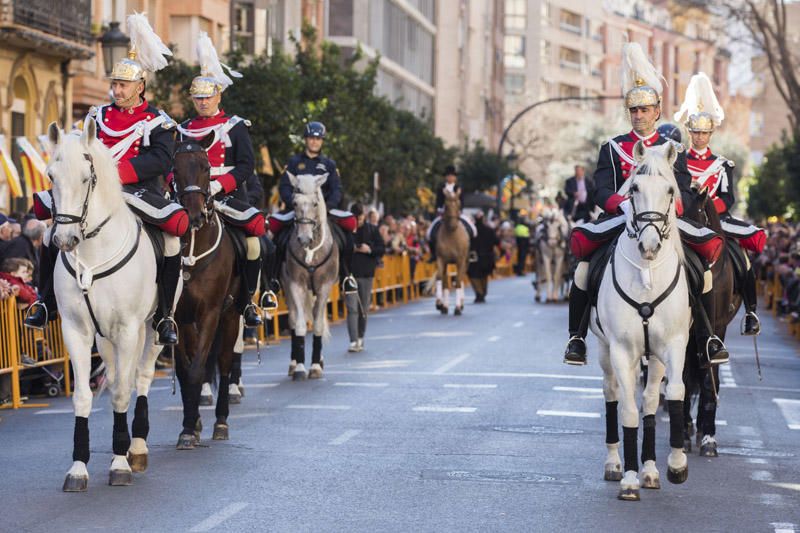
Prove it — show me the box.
[641,415,656,463]
[605,401,619,444]
[701,368,718,436]
[568,285,590,337]
[112,411,130,456]
[292,333,305,364]
[230,352,242,384]
[623,426,638,473]
[72,416,90,464]
[216,375,230,420]
[667,400,685,449]
[131,396,149,440]
[180,381,200,433]
[312,335,323,364]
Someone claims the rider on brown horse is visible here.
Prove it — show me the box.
[427,165,476,261]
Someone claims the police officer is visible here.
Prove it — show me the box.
[268,122,357,295]
[26,14,186,345]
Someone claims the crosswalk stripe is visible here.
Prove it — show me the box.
[537,410,600,418]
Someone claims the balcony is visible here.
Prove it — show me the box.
[0,0,93,58]
[559,59,582,72]
[559,21,582,35]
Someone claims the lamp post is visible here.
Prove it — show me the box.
[98,21,130,77]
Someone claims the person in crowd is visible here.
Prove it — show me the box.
[0,257,37,306]
[0,218,45,281]
[513,218,530,276]
[563,164,596,223]
[346,203,385,352]
[468,211,500,303]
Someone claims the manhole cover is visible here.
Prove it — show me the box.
[717,447,794,458]
[421,469,578,484]
[491,425,585,435]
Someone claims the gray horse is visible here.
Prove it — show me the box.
[283,172,338,380]
[534,208,570,302]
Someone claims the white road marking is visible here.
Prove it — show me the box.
[329,429,361,446]
[243,383,280,388]
[190,502,249,532]
[771,523,796,533]
[413,406,477,413]
[443,384,497,389]
[35,408,102,415]
[162,405,215,411]
[719,366,737,388]
[769,483,800,493]
[334,382,389,388]
[751,470,774,481]
[352,360,414,369]
[149,386,171,391]
[773,398,800,430]
[433,353,471,374]
[747,458,768,465]
[319,370,604,381]
[537,410,600,418]
[513,321,524,328]
[370,331,473,340]
[553,386,603,394]
[660,416,727,426]
[487,336,501,342]
[735,426,758,436]
[229,413,271,419]
[286,404,351,410]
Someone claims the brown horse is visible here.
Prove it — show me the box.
[682,188,741,457]
[171,138,243,449]
[433,189,470,315]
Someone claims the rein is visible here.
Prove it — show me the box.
[182,212,224,270]
[52,153,111,240]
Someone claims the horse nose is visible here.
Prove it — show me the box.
[190,213,204,229]
[54,234,78,251]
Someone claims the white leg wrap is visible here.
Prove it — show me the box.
[574,261,589,291]
[436,280,443,301]
[234,317,244,353]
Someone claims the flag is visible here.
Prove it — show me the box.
[37,135,52,162]
[16,137,49,197]
[0,134,23,198]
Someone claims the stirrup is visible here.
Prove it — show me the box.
[244,303,263,326]
[155,316,179,346]
[342,275,358,295]
[23,301,48,330]
[260,290,279,310]
[704,335,729,365]
[740,311,761,336]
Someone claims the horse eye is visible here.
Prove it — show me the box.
[668,187,675,195]
[631,184,639,193]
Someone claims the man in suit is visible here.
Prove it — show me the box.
[563,165,595,223]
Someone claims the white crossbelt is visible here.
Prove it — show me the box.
[688,158,729,196]
[176,116,247,150]
[210,166,234,176]
[90,105,173,162]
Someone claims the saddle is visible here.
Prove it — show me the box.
[224,223,250,309]
[587,236,617,305]
[725,236,747,292]
[142,222,165,279]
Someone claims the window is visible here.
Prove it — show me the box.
[504,35,526,68]
[559,9,582,35]
[505,0,526,29]
[541,2,550,26]
[540,40,550,66]
[559,83,580,98]
[559,46,581,70]
[233,2,255,54]
[505,73,526,95]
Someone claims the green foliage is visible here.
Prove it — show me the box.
[457,142,520,193]
[148,26,454,213]
[746,134,798,220]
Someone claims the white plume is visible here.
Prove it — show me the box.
[621,42,663,96]
[126,13,172,73]
[673,72,724,126]
[196,32,242,90]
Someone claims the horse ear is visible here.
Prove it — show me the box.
[666,142,678,166]
[697,185,709,202]
[198,133,215,151]
[315,172,329,188]
[286,171,298,188]
[633,140,647,163]
[47,122,61,147]
[81,116,96,148]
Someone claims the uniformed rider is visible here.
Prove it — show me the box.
[426,165,477,261]
[26,14,187,346]
[674,72,765,336]
[266,122,358,296]
[176,32,266,327]
[564,42,728,368]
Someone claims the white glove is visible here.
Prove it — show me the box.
[619,198,632,218]
[209,180,224,197]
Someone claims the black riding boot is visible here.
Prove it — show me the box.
[243,257,263,328]
[266,230,286,294]
[155,254,181,346]
[24,242,59,329]
[260,237,278,310]
[741,266,760,336]
[563,285,590,366]
[694,289,729,367]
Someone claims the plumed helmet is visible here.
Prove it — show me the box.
[110,13,172,81]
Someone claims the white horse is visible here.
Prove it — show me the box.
[591,141,690,501]
[534,208,570,302]
[283,172,336,381]
[47,121,163,491]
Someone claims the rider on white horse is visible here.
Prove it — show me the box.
[426,165,477,262]
[27,16,187,346]
[564,42,727,368]
[266,122,358,295]
[176,32,267,327]
[674,72,765,336]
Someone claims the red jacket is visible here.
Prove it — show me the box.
[0,272,38,305]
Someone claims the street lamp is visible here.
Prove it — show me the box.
[98,22,130,77]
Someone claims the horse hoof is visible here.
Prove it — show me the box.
[127,452,148,473]
[683,439,692,453]
[229,392,241,405]
[200,394,213,406]
[176,433,197,450]
[667,466,688,484]
[534,295,541,302]
[108,469,133,486]
[604,466,622,481]
[454,307,462,316]
[618,488,640,501]
[62,474,88,492]
[440,307,448,315]
[293,364,307,381]
[238,385,245,397]
[308,363,323,379]
[641,474,661,490]
[212,423,229,441]
[700,443,718,458]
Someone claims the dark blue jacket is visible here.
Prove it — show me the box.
[279,152,342,209]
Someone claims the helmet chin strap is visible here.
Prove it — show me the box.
[115,92,142,109]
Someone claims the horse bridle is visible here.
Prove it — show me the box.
[52,152,111,240]
[173,142,214,222]
[626,180,674,243]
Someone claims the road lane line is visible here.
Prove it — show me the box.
[243,370,605,380]
[286,404,351,410]
[443,384,497,389]
[329,429,361,445]
[771,522,797,533]
[553,386,603,393]
[660,416,726,426]
[243,383,280,388]
[487,336,501,342]
[162,405,214,411]
[35,408,102,415]
[434,353,471,374]
[190,502,249,532]
[751,470,774,481]
[773,398,800,430]
[413,406,477,413]
[537,410,600,418]
[229,413,271,419]
[513,321,524,328]
[334,382,389,388]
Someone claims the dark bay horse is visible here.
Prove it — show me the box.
[682,188,742,457]
[171,138,243,449]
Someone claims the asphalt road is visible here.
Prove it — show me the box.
[1,275,799,532]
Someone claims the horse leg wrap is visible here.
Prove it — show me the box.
[131,396,149,440]
[667,400,685,449]
[216,375,230,421]
[641,415,656,463]
[181,382,200,433]
[312,335,323,364]
[72,416,90,464]
[292,334,305,364]
[112,411,130,456]
[230,352,242,384]
[605,401,619,444]
[622,426,638,473]
[701,369,718,436]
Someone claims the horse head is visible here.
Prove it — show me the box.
[685,183,721,234]
[173,135,215,230]
[288,171,328,247]
[627,140,681,261]
[443,187,461,220]
[47,119,120,252]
